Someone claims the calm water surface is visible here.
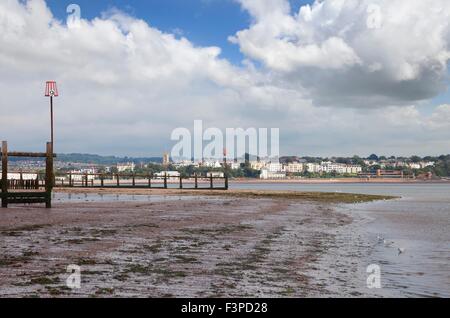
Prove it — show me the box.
[231,182,450,297]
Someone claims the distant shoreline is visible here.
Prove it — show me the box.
[230,178,450,184]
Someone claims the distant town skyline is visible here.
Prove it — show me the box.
[1,0,450,157]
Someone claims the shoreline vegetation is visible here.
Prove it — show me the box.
[55,188,397,204]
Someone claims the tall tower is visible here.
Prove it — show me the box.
[163,152,170,166]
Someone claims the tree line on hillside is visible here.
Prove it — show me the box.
[281,154,450,177]
[52,153,450,178]
[56,153,162,165]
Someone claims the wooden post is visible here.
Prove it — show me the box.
[69,172,72,187]
[1,141,8,208]
[45,142,53,208]
[179,175,183,189]
[132,173,135,187]
[210,175,213,189]
[100,174,104,188]
[223,151,229,190]
[195,174,198,189]
[164,173,167,189]
[116,174,120,187]
[148,173,152,188]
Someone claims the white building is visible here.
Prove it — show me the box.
[394,161,407,168]
[250,161,266,170]
[408,163,421,170]
[227,162,241,170]
[306,163,321,173]
[69,174,95,182]
[321,162,362,174]
[260,169,286,180]
[202,160,222,168]
[305,162,361,174]
[155,171,180,180]
[67,169,97,182]
[6,173,38,180]
[266,162,284,172]
[343,165,362,174]
[117,162,135,172]
[285,162,304,173]
[420,161,435,168]
[173,160,198,168]
[321,161,341,173]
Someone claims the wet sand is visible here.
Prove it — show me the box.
[55,187,394,203]
[0,189,392,297]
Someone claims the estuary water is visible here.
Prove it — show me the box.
[232,182,450,297]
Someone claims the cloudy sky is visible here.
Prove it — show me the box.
[0,0,449,157]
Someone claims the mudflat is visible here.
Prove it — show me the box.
[55,187,394,203]
[0,189,392,297]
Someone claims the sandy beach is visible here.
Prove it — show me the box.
[0,188,392,297]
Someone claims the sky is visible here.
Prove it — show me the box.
[0,0,449,157]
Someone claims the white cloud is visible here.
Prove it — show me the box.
[0,0,449,157]
[232,0,450,107]
[427,104,450,130]
[0,0,262,154]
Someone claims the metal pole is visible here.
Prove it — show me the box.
[50,96,54,148]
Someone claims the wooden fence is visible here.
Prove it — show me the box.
[53,172,229,190]
[0,141,55,208]
[6,179,40,190]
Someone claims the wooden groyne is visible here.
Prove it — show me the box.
[54,172,229,191]
[0,141,55,208]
